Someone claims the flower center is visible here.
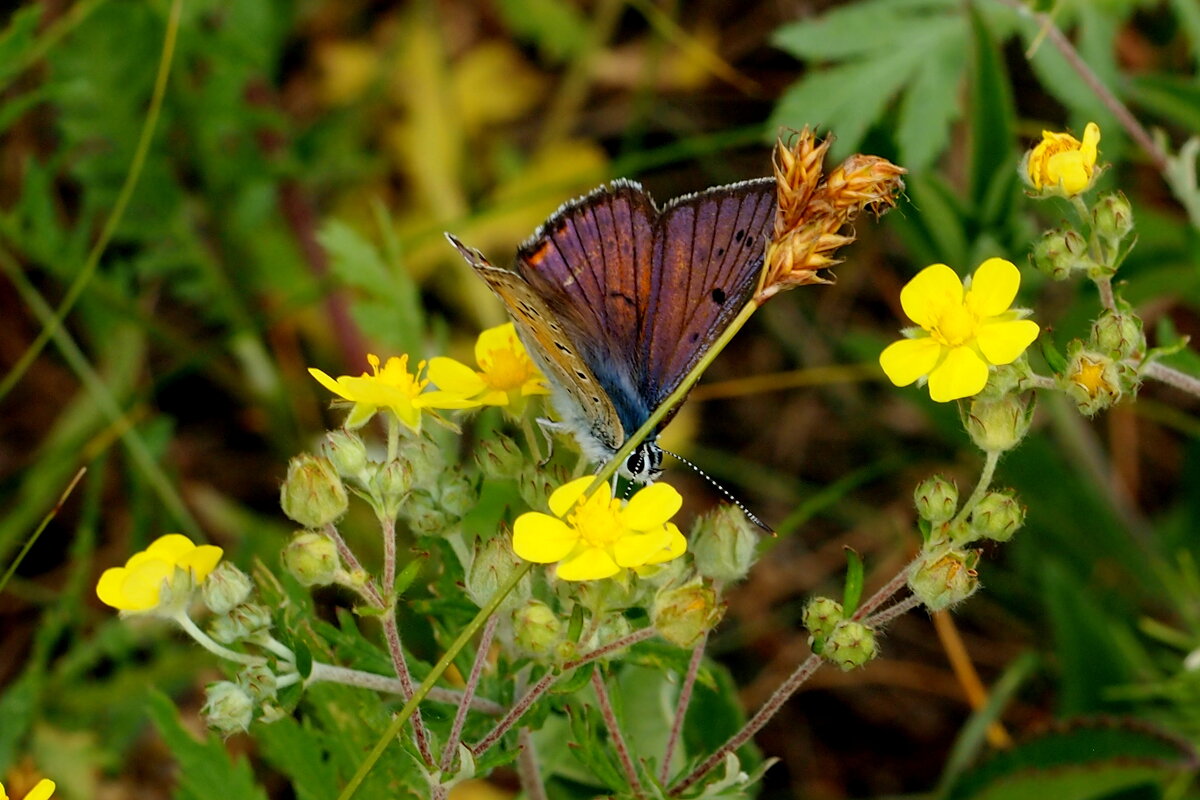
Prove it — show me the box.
[930,303,978,348]
[482,347,535,391]
[568,493,625,548]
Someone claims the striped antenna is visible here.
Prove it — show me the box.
[659,447,774,533]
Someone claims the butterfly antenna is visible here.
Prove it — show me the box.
[659,447,774,533]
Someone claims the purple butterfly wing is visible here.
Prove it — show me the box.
[514,181,658,432]
[641,178,776,411]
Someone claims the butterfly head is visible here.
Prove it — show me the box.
[621,440,664,484]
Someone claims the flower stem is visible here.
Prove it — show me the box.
[852,565,913,621]
[521,415,543,463]
[863,593,923,627]
[660,632,708,784]
[951,449,1001,527]
[1143,361,1200,399]
[592,668,646,798]
[1095,275,1116,311]
[337,563,533,800]
[305,662,502,713]
[173,612,266,667]
[324,522,383,606]
[517,727,549,800]
[381,612,435,765]
[440,614,499,771]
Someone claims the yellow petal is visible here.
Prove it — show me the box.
[474,323,521,366]
[427,357,487,396]
[414,390,485,410]
[145,533,197,562]
[612,527,673,567]
[548,477,601,518]
[644,523,687,565]
[879,336,944,387]
[901,264,962,329]
[309,368,350,399]
[25,780,56,800]
[178,544,224,582]
[622,482,682,530]
[520,378,551,397]
[114,560,174,611]
[1080,122,1100,163]
[96,567,131,609]
[1047,151,1089,195]
[975,319,1040,365]
[345,402,379,429]
[556,547,621,581]
[966,258,1021,317]
[927,347,989,402]
[512,513,578,563]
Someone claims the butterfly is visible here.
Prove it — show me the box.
[446,177,776,487]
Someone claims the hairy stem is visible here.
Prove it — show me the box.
[306,662,503,714]
[517,727,549,800]
[660,633,708,784]
[440,615,499,771]
[1143,361,1200,399]
[592,669,645,798]
[952,449,1001,526]
[381,613,435,765]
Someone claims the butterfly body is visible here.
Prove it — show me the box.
[448,177,776,482]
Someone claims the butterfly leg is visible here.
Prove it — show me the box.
[535,417,570,467]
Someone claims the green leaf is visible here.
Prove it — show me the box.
[495,0,589,63]
[255,716,341,800]
[943,718,1198,800]
[966,3,1017,211]
[145,691,268,800]
[896,32,966,173]
[0,5,43,86]
[1127,74,1200,133]
[771,0,958,61]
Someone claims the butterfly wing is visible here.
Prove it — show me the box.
[512,181,658,437]
[444,233,626,458]
[641,178,776,415]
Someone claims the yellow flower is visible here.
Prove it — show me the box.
[1026,122,1101,196]
[512,477,687,581]
[309,353,477,432]
[426,323,549,411]
[96,534,223,613]
[879,258,1039,403]
[0,780,56,800]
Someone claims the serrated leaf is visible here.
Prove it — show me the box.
[145,691,268,800]
[944,718,1198,800]
[254,716,341,800]
[771,0,958,61]
[896,34,966,173]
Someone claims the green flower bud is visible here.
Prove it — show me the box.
[465,534,527,610]
[238,663,278,702]
[652,582,724,649]
[594,613,634,653]
[209,602,272,644]
[1093,191,1134,243]
[913,475,958,524]
[202,562,254,615]
[281,454,348,528]
[439,468,478,519]
[321,430,371,485]
[802,596,844,644]
[960,393,1035,454]
[404,490,452,535]
[404,438,446,489]
[969,490,1024,542]
[474,434,525,479]
[1091,310,1145,361]
[1062,348,1127,416]
[690,505,759,583]
[259,703,287,724]
[908,548,980,611]
[1031,229,1092,280]
[517,464,569,512]
[512,600,561,657]
[282,531,341,587]
[822,620,877,671]
[203,681,254,735]
[370,459,414,518]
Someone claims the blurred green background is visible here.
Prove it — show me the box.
[2,0,1200,797]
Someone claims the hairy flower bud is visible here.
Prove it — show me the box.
[1091,310,1145,361]
[465,534,527,609]
[913,475,958,524]
[202,562,253,615]
[321,429,371,485]
[209,602,272,644]
[1031,229,1091,280]
[439,468,478,519]
[908,548,980,611]
[969,491,1025,543]
[203,681,254,735]
[822,620,877,671]
[1093,191,1134,243]
[1062,349,1125,416]
[512,600,561,657]
[404,437,446,489]
[281,454,348,528]
[238,663,278,703]
[802,596,844,644]
[652,582,724,648]
[961,393,1036,454]
[690,505,759,583]
[404,490,452,535]
[369,459,414,519]
[475,434,525,479]
[282,531,341,587]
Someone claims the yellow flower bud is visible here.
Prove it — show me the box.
[652,582,724,648]
[1023,122,1101,197]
